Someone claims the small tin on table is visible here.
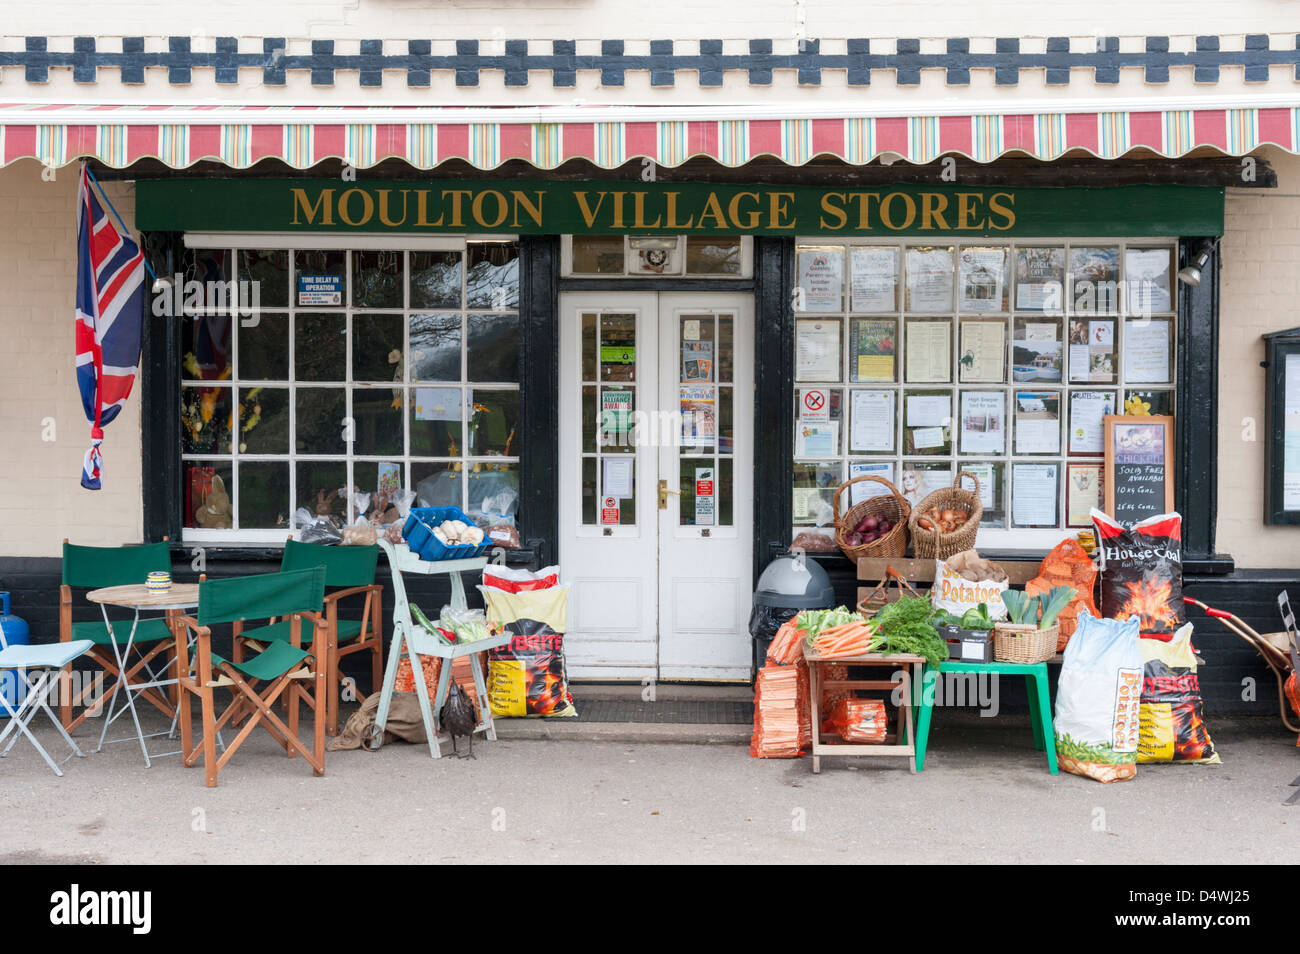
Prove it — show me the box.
[145,571,172,592]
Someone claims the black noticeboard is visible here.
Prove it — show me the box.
[1103,415,1174,522]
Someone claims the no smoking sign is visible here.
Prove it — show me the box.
[800,387,830,423]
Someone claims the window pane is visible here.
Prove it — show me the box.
[1014,247,1065,312]
[1122,318,1173,384]
[466,242,520,308]
[184,461,233,529]
[182,248,233,308]
[239,312,288,381]
[792,463,839,529]
[958,246,1010,313]
[296,461,345,524]
[351,250,404,308]
[1069,246,1119,314]
[1067,317,1116,384]
[469,390,519,457]
[352,313,404,382]
[905,246,954,312]
[409,389,461,456]
[238,461,290,529]
[235,386,289,455]
[686,237,741,275]
[902,388,951,456]
[466,462,520,524]
[600,313,637,382]
[412,461,462,509]
[903,318,952,383]
[572,236,624,274]
[850,318,899,383]
[295,387,346,455]
[181,385,232,454]
[901,461,954,510]
[293,251,345,307]
[295,313,346,381]
[582,385,597,454]
[182,315,232,381]
[467,313,521,382]
[1124,389,1174,417]
[958,463,1006,528]
[352,388,404,457]
[410,250,463,309]
[1012,315,1063,384]
[718,313,734,383]
[409,313,462,382]
[581,312,597,381]
[581,457,597,524]
[238,249,290,308]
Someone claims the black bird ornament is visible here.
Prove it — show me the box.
[440,681,478,759]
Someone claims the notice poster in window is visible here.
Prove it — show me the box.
[1012,463,1059,527]
[849,460,895,505]
[694,466,715,526]
[795,320,841,382]
[1068,390,1115,454]
[960,391,1005,455]
[1067,463,1103,527]
[959,247,1006,313]
[959,321,1006,383]
[414,387,463,421]
[681,341,714,382]
[601,389,634,446]
[679,386,716,447]
[906,247,954,312]
[850,389,894,452]
[1014,391,1061,455]
[900,464,953,509]
[850,246,899,313]
[796,248,844,312]
[1068,319,1116,383]
[297,274,342,306]
[800,387,831,423]
[377,461,401,497]
[1070,247,1119,313]
[1012,321,1062,383]
[1015,247,1065,311]
[1125,248,1172,315]
[1123,319,1172,383]
[849,319,897,382]
[602,456,634,499]
[905,320,952,383]
[796,421,839,458]
[961,462,997,510]
[906,393,951,428]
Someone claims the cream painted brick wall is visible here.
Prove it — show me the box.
[0,161,143,557]
[1218,146,1300,567]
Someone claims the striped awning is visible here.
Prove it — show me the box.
[1,102,1297,170]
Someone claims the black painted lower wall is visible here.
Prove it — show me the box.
[2,555,1295,718]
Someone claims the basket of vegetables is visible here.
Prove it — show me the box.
[832,474,910,561]
[909,471,984,560]
[994,587,1077,664]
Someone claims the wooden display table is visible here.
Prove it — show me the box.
[805,649,927,774]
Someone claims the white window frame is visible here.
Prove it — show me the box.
[180,233,522,546]
[790,235,1179,552]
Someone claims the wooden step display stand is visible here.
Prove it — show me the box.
[367,539,510,758]
[806,648,926,774]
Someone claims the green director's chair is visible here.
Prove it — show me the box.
[173,567,327,788]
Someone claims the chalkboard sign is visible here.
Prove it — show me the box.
[1103,415,1174,522]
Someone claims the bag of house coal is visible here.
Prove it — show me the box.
[1090,509,1186,638]
[1054,609,1143,783]
[478,584,577,718]
[1138,622,1220,764]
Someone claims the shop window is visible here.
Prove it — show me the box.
[564,235,752,278]
[791,239,1177,551]
[180,241,522,546]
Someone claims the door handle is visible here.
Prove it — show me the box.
[658,479,680,510]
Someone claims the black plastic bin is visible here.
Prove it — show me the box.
[749,555,835,681]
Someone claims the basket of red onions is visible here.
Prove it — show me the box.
[832,474,911,561]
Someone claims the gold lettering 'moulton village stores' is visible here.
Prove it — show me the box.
[288,185,1017,233]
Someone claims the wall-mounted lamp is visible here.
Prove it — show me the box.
[1177,238,1219,287]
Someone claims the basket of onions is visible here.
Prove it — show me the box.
[908,471,984,560]
[832,474,910,561]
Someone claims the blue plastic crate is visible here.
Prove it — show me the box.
[402,506,490,561]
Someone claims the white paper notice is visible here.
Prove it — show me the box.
[907,248,954,312]
[906,394,951,427]
[1068,390,1115,454]
[850,389,894,452]
[912,427,945,449]
[797,248,844,312]
[960,391,1005,455]
[1012,463,1058,526]
[849,461,895,505]
[850,247,899,313]
[961,463,996,509]
[1124,320,1171,383]
[796,421,839,458]
[1125,248,1172,314]
[414,387,462,421]
[1015,393,1060,454]
[796,320,840,381]
[602,457,634,499]
[959,248,1006,313]
[905,321,952,382]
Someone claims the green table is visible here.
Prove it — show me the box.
[913,660,1058,774]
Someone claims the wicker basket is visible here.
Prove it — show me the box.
[994,622,1059,664]
[857,567,921,618]
[908,470,984,560]
[833,474,910,562]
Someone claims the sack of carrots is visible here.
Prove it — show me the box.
[826,698,888,743]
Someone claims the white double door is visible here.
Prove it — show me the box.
[558,291,754,680]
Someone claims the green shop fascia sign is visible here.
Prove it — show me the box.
[135,179,1225,238]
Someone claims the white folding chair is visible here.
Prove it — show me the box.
[0,635,96,777]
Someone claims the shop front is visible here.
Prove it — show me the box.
[122,171,1227,683]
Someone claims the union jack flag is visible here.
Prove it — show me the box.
[76,166,145,490]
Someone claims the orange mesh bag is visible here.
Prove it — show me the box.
[767,618,807,665]
[1287,672,1300,748]
[820,662,853,721]
[1026,538,1099,651]
[394,653,484,712]
[826,698,888,743]
[750,660,810,758]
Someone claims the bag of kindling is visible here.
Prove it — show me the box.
[1138,622,1220,764]
[931,549,1009,621]
[1054,609,1144,783]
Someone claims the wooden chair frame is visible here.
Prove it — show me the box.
[174,610,327,788]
